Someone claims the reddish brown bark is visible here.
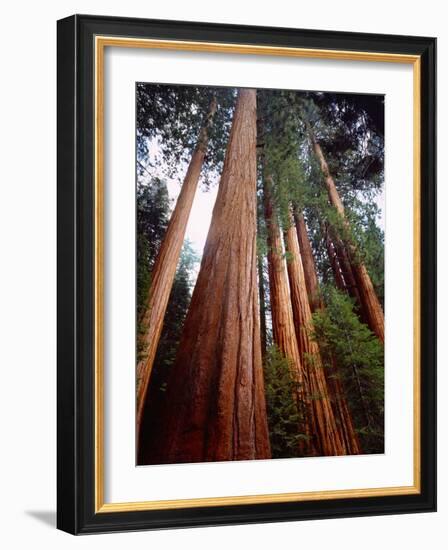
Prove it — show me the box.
[136,97,217,441]
[147,89,271,464]
[284,215,346,456]
[294,211,323,312]
[323,223,365,320]
[325,232,346,293]
[332,234,368,325]
[328,371,362,454]
[263,185,315,456]
[312,138,384,342]
[295,211,362,455]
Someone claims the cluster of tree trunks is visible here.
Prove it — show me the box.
[284,212,348,456]
[263,179,314,455]
[311,136,384,343]
[136,96,217,438]
[146,89,271,464]
[294,212,361,455]
[137,88,383,462]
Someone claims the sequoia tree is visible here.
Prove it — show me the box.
[294,210,323,312]
[263,180,316,456]
[293,211,361,455]
[146,89,271,464]
[284,211,346,455]
[136,96,218,439]
[311,134,384,342]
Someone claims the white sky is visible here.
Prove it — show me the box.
[166,176,218,256]
[375,190,385,231]
[145,137,219,278]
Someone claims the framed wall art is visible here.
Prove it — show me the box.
[57,14,436,534]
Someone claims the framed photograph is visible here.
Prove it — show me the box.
[57,14,436,534]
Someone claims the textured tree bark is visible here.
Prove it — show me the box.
[323,221,366,321]
[328,372,362,455]
[263,183,315,456]
[332,233,369,324]
[146,89,271,464]
[136,97,217,441]
[325,231,347,293]
[294,211,323,312]
[294,212,361,455]
[312,138,384,343]
[284,214,346,456]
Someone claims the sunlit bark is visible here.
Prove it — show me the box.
[264,184,315,456]
[136,97,217,441]
[295,211,362,454]
[146,89,271,464]
[284,213,346,455]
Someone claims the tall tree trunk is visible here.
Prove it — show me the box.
[284,214,346,456]
[146,89,271,464]
[294,211,361,455]
[263,182,315,456]
[136,97,217,440]
[322,221,366,321]
[325,230,346,293]
[311,137,384,342]
[294,211,323,312]
[332,233,368,323]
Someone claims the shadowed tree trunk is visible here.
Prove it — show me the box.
[332,233,368,323]
[136,96,218,441]
[325,230,347,293]
[295,211,362,455]
[322,221,366,322]
[311,136,384,342]
[146,89,271,464]
[263,182,315,456]
[284,212,346,456]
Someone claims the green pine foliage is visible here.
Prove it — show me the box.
[137,83,236,187]
[136,177,171,321]
[259,88,385,457]
[152,240,199,384]
[311,286,384,453]
[264,346,308,458]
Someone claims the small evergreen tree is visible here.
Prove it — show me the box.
[264,346,308,458]
[136,177,171,320]
[311,286,384,453]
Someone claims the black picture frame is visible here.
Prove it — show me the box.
[57,14,436,534]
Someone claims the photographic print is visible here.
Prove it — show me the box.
[57,16,436,533]
[135,84,385,466]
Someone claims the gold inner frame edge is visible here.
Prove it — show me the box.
[94,35,421,513]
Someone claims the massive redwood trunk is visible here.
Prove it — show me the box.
[136,97,217,440]
[263,183,315,456]
[146,89,271,464]
[294,211,362,455]
[284,214,345,456]
[312,137,384,342]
